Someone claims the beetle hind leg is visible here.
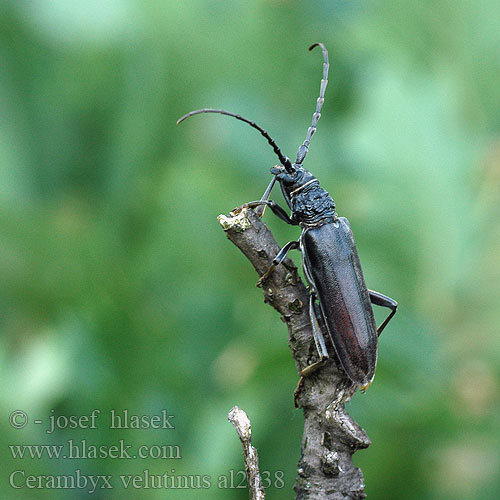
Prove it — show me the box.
[368,289,398,336]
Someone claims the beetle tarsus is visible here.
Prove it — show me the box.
[294,357,329,407]
[256,264,275,287]
[301,357,328,377]
[294,376,305,407]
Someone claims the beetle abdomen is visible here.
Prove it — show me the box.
[302,218,378,386]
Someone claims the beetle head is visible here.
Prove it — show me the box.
[271,163,316,198]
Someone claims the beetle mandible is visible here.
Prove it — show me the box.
[177,43,397,389]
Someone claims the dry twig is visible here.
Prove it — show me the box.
[228,406,266,500]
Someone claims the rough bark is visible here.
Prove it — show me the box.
[219,208,371,500]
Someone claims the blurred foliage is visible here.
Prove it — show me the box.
[1,0,499,499]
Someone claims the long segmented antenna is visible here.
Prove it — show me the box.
[295,42,329,165]
[177,108,293,172]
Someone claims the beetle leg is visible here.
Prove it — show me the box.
[254,176,277,216]
[256,240,299,286]
[368,289,398,336]
[293,377,305,407]
[309,293,329,360]
[300,257,329,360]
[297,296,329,378]
[237,200,298,225]
[294,294,330,407]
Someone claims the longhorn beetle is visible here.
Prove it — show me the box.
[177,43,397,389]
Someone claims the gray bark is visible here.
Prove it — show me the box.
[219,208,371,500]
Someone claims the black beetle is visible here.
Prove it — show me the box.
[177,43,397,388]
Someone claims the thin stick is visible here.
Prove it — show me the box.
[228,406,266,500]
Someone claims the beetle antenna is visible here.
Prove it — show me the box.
[295,42,329,165]
[177,108,294,172]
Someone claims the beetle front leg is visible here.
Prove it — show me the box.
[368,289,398,336]
[254,176,277,217]
[256,240,299,286]
[236,200,298,226]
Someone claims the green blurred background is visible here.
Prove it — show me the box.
[1,1,499,498]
